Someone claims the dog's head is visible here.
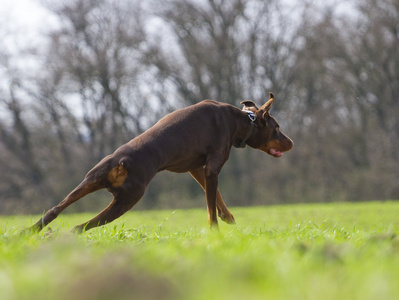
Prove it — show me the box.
[242,93,293,157]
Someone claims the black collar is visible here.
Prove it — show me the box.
[234,110,257,148]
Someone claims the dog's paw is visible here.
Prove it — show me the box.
[19,225,41,236]
[219,212,236,225]
[71,225,85,235]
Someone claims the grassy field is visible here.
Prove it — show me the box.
[1,201,399,300]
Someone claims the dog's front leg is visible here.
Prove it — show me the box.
[204,166,220,229]
[189,167,235,224]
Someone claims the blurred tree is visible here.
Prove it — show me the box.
[339,0,399,199]
[43,0,149,162]
[284,0,399,202]
[0,48,54,212]
[148,0,298,106]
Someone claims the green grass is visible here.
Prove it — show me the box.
[1,201,399,300]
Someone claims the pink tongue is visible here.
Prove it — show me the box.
[270,148,283,157]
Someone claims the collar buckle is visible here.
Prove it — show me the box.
[243,110,256,123]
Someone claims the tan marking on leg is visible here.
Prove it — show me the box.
[107,164,128,187]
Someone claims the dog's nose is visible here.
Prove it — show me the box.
[286,138,294,151]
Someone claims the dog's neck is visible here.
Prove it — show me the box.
[233,110,258,148]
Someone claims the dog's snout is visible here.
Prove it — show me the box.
[280,133,293,152]
[288,138,294,150]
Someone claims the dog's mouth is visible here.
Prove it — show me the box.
[268,148,283,158]
[258,144,284,158]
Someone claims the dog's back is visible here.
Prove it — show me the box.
[124,100,239,173]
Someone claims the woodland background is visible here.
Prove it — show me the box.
[0,0,398,214]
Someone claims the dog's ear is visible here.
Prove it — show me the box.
[240,100,259,112]
[259,92,274,119]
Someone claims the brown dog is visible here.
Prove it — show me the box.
[25,92,293,233]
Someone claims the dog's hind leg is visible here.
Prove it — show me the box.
[189,167,235,224]
[24,178,103,234]
[72,184,146,234]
